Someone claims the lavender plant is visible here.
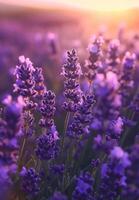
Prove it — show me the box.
[0,34,139,200]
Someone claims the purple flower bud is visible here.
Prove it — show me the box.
[49,191,68,200]
[86,35,104,81]
[20,167,41,197]
[123,52,136,70]
[39,90,56,129]
[68,94,95,137]
[72,171,95,200]
[35,127,59,160]
[107,39,120,67]
[33,67,46,99]
[14,56,36,98]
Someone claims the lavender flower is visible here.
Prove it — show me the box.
[33,67,46,99]
[36,89,59,161]
[85,35,104,81]
[61,49,82,112]
[122,143,139,200]
[0,96,23,164]
[14,56,36,98]
[3,95,23,138]
[39,90,56,128]
[72,171,95,200]
[107,117,123,139]
[20,167,41,198]
[92,70,121,137]
[107,39,120,68]
[50,164,65,176]
[94,71,120,97]
[68,94,95,137]
[35,126,59,160]
[120,52,136,106]
[123,52,136,70]
[49,191,68,200]
[0,164,16,200]
[98,146,130,200]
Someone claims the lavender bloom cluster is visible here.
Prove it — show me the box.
[0,33,139,200]
[62,49,82,112]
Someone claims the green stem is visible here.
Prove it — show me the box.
[61,112,70,154]
[61,112,70,190]
[18,137,27,171]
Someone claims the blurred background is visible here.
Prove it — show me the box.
[0,0,139,95]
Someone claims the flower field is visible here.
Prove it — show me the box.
[0,3,139,200]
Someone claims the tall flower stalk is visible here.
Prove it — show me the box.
[61,49,82,150]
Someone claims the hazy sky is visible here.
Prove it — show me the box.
[1,0,139,11]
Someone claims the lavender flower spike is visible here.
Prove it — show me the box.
[85,35,104,81]
[61,49,82,112]
[98,146,130,200]
[35,126,59,160]
[68,93,95,137]
[33,67,47,99]
[20,167,41,198]
[72,171,95,200]
[107,39,120,68]
[14,56,36,98]
[39,90,56,128]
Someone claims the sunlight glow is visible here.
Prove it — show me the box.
[1,0,139,11]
